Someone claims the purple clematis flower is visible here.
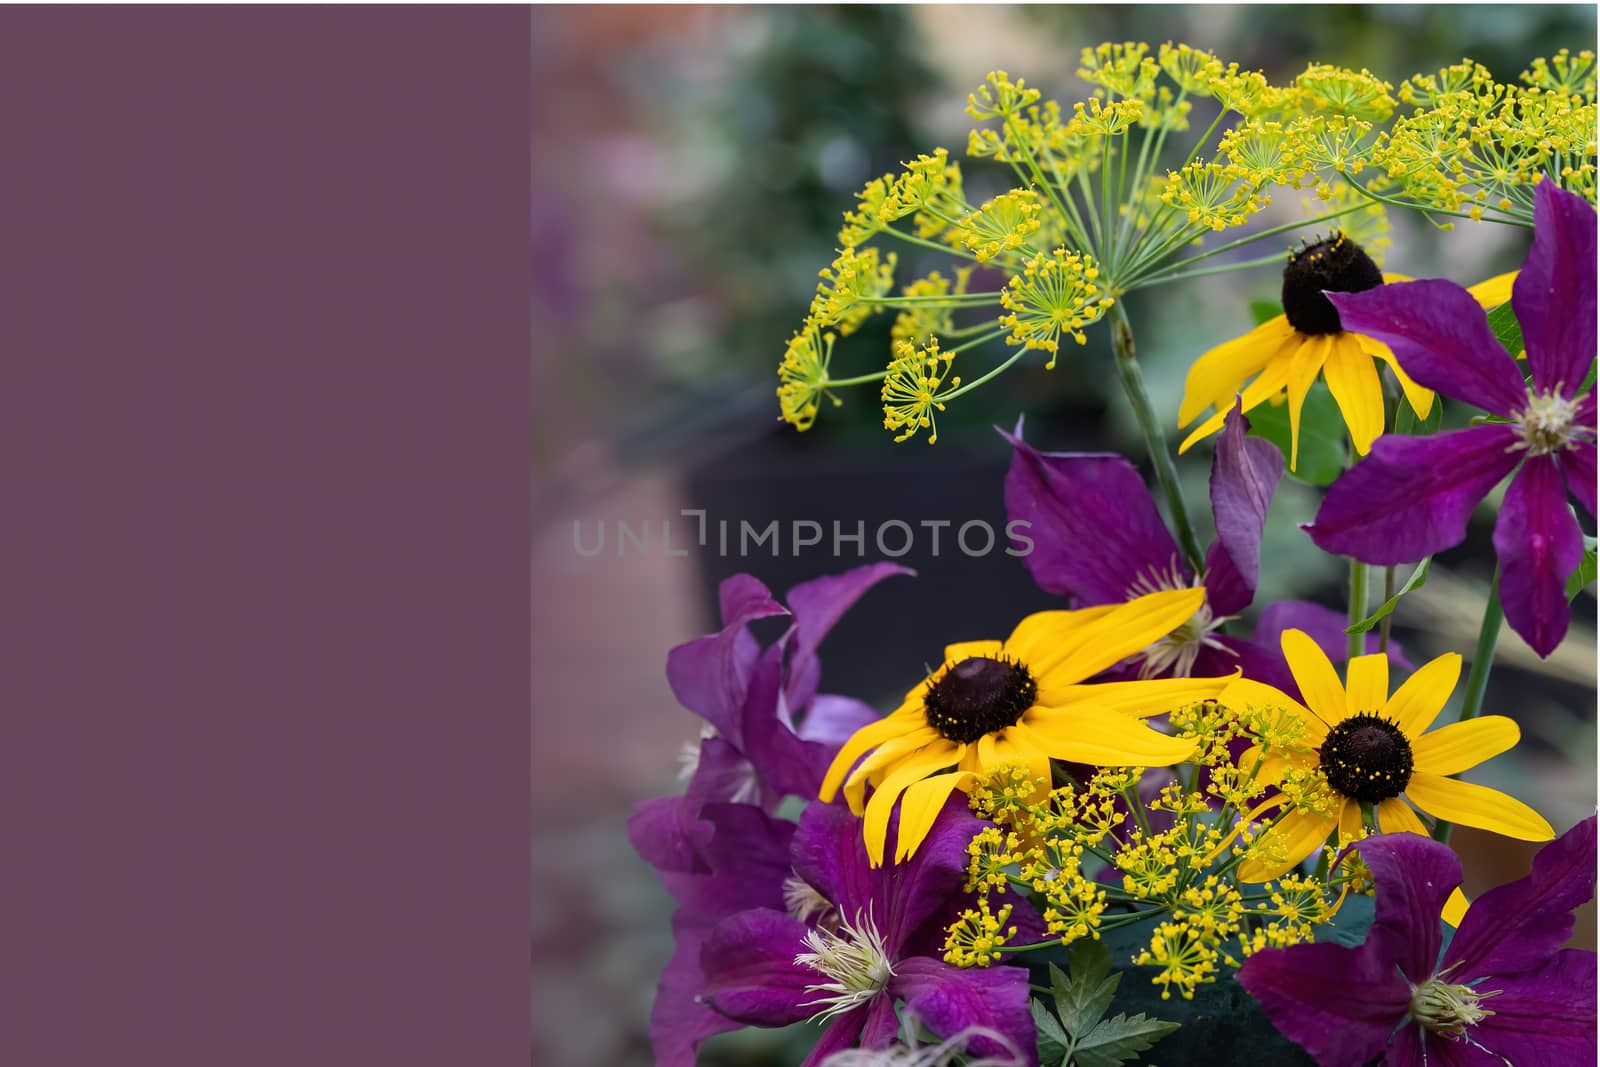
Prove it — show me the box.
[631,563,910,875]
[1238,816,1597,1067]
[1005,406,1391,692]
[699,799,1039,1067]
[1310,179,1597,657]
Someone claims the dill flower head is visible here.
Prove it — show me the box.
[1295,63,1396,122]
[880,337,958,444]
[953,190,1044,264]
[998,248,1114,368]
[812,246,896,336]
[776,318,836,431]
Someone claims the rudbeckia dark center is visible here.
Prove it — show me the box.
[923,655,1037,744]
[1281,232,1383,335]
[1319,712,1414,803]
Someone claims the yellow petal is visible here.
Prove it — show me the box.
[1465,270,1517,309]
[1360,334,1435,419]
[1323,332,1385,455]
[1411,716,1520,776]
[862,741,965,866]
[1441,886,1470,928]
[1014,713,1196,767]
[1381,653,1461,738]
[1404,772,1554,842]
[819,708,927,802]
[1179,315,1298,426]
[1178,341,1297,454]
[894,771,977,864]
[1218,676,1326,742]
[1044,672,1237,719]
[943,639,1004,665]
[1343,653,1389,718]
[1280,628,1349,729]
[1339,796,1365,842]
[843,726,942,814]
[1286,335,1330,470]
[1008,588,1205,686]
[1377,797,1428,836]
[1238,808,1339,883]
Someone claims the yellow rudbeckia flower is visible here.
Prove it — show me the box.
[819,588,1236,866]
[1220,628,1553,883]
[1176,230,1517,469]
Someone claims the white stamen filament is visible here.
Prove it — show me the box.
[783,873,835,925]
[1125,560,1236,678]
[794,907,896,1022]
[1513,386,1587,456]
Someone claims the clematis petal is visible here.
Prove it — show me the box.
[1376,798,1427,837]
[698,908,819,1026]
[892,957,1038,1066]
[1410,716,1519,776]
[1179,344,1297,454]
[1343,653,1389,717]
[1560,438,1596,520]
[1351,832,1460,983]
[1237,808,1338,883]
[1280,628,1349,728]
[1381,652,1460,738]
[1236,940,1411,1067]
[1494,454,1584,657]
[1326,281,1526,418]
[1011,714,1195,767]
[1206,403,1284,614]
[1515,179,1597,397]
[1404,772,1554,842]
[1305,424,1522,565]
[1179,314,1298,426]
[667,575,788,741]
[1444,815,1596,982]
[1322,332,1386,455]
[1286,334,1331,470]
[1001,424,1185,604]
[1466,948,1598,1067]
[796,695,881,746]
[649,933,747,1066]
[1007,588,1204,685]
[819,707,930,804]
[1359,334,1434,420]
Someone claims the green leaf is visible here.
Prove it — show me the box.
[1073,1012,1185,1067]
[1049,947,1123,1041]
[1032,998,1072,1067]
[1245,382,1346,487]
[1567,537,1597,601]
[1249,299,1282,326]
[1346,558,1430,634]
[1485,301,1523,358]
[1393,398,1442,436]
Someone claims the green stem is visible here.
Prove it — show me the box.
[1379,565,1396,656]
[1340,172,1531,229]
[1138,250,1288,287]
[1109,303,1205,572]
[1347,559,1369,661]
[879,226,984,261]
[822,370,888,388]
[1434,565,1503,844]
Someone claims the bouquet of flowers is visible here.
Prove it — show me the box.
[633,44,1598,1066]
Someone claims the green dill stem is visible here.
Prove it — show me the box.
[859,293,999,306]
[1347,559,1369,661]
[1434,564,1503,844]
[936,346,1029,403]
[943,328,1010,356]
[1339,172,1531,229]
[879,225,986,262]
[1004,114,1094,250]
[1124,786,1153,838]
[1380,565,1397,657]
[1138,250,1288,287]
[823,370,889,387]
[1128,200,1371,288]
[1109,304,1206,572]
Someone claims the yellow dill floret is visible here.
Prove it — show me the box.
[889,268,973,350]
[1276,765,1339,818]
[1521,49,1597,98]
[811,246,896,336]
[1019,835,1084,894]
[1240,700,1315,756]
[1218,119,1310,188]
[1270,872,1335,926]
[1068,95,1145,137]
[1135,918,1219,999]
[1116,833,1182,899]
[1161,161,1267,232]
[964,824,1023,894]
[1043,873,1108,945]
[880,149,964,225]
[881,336,958,444]
[1137,86,1193,133]
[1399,59,1495,108]
[999,247,1114,368]
[966,70,1043,121]
[837,172,896,247]
[942,897,1017,968]
[1077,41,1159,100]
[775,318,836,431]
[1294,113,1375,177]
[1297,63,1396,122]
[953,189,1044,263]
[1158,42,1223,95]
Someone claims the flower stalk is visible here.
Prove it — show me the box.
[1434,563,1504,844]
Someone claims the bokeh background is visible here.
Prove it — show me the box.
[532,7,1598,1064]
